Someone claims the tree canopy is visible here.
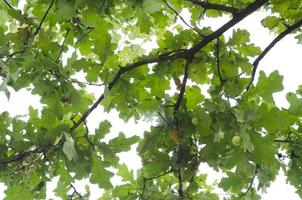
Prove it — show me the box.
[0,0,302,199]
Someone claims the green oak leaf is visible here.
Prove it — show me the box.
[90,155,114,189]
[256,70,284,103]
[4,185,34,200]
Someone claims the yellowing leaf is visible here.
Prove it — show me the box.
[62,132,77,161]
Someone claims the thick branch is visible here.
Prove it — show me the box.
[246,18,302,90]
[0,0,269,165]
[174,58,192,112]
[173,59,193,198]
[70,51,185,132]
[216,38,224,84]
[186,0,241,15]
[177,170,184,197]
[189,0,268,55]
[71,0,268,132]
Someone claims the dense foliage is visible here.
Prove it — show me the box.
[0,0,302,199]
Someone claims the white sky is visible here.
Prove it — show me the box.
[0,5,302,200]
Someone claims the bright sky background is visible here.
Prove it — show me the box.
[0,3,302,200]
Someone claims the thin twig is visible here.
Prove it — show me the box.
[145,170,173,181]
[157,111,173,127]
[2,0,13,9]
[238,165,259,199]
[0,49,27,59]
[33,0,55,38]
[140,170,173,199]
[68,78,105,86]
[246,18,302,91]
[0,143,52,164]
[83,121,94,146]
[75,26,94,44]
[69,184,83,199]
[8,154,43,175]
[164,0,203,36]
[56,23,75,62]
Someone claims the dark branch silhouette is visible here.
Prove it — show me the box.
[33,0,55,38]
[164,0,203,35]
[174,58,192,112]
[56,23,75,62]
[2,0,13,9]
[186,0,242,16]
[238,165,259,199]
[216,37,225,84]
[246,18,302,90]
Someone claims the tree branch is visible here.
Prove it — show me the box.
[0,0,269,165]
[216,37,224,84]
[75,26,94,44]
[157,111,173,127]
[70,0,268,133]
[140,170,173,199]
[70,50,186,132]
[238,165,259,199]
[69,184,83,199]
[174,58,192,112]
[2,0,13,9]
[246,18,302,90]
[56,23,75,62]
[0,143,52,164]
[177,169,184,197]
[33,0,55,38]
[186,0,241,16]
[189,0,268,55]
[83,120,95,146]
[164,0,203,36]
[172,58,193,198]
